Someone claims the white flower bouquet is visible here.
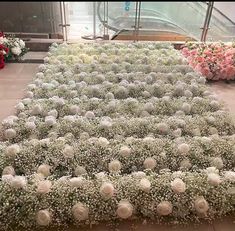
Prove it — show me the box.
[0,33,29,61]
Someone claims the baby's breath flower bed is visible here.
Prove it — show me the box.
[0,42,235,231]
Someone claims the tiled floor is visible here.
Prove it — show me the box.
[0,63,235,231]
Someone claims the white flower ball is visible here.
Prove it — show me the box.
[116,200,133,219]
[207,173,221,186]
[36,209,51,226]
[224,171,235,182]
[194,197,209,214]
[182,103,191,114]
[100,182,115,199]
[2,166,15,176]
[98,137,109,147]
[211,157,223,169]
[45,116,56,126]
[70,105,80,115]
[48,109,58,118]
[178,143,190,155]
[171,178,186,193]
[139,178,151,192]
[4,128,17,139]
[25,91,34,98]
[70,177,84,188]
[37,164,51,177]
[15,102,24,111]
[63,145,74,159]
[31,104,42,115]
[108,160,122,172]
[72,203,89,221]
[5,144,20,158]
[37,180,52,194]
[143,157,156,169]
[74,166,86,176]
[157,123,169,134]
[85,111,95,119]
[11,176,27,189]
[119,146,131,158]
[25,121,36,130]
[157,201,173,216]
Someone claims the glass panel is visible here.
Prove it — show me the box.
[205,2,235,41]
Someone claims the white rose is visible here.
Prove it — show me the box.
[139,178,151,192]
[182,103,191,114]
[99,182,115,199]
[4,128,17,139]
[116,200,133,219]
[157,123,169,134]
[207,173,221,186]
[205,167,219,174]
[108,160,121,172]
[37,164,51,177]
[37,180,52,194]
[100,120,112,129]
[143,137,155,144]
[25,121,36,130]
[85,111,95,119]
[157,201,173,216]
[171,178,186,193]
[119,146,131,158]
[211,157,223,169]
[194,197,209,214]
[172,128,182,138]
[63,145,74,159]
[132,171,146,179]
[74,166,86,176]
[45,116,56,126]
[31,104,42,115]
[48,109,58,118]
[25,91,33,98]
[11,176,27,189]
[2,166,15,176]
[143,157,156,170]
[224,171,235,182]
[72,203,89,221]
[70,177,84,188]
[36,210,51,226]
[15,102,24,111]
[178,143,190,155]
[98,137,109,147]
[11,46,21,56]
[70,105,80,115]
[5,144,20,158]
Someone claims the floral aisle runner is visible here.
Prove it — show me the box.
[0,42,235,230]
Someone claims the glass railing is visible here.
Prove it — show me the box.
[98,1,235,41]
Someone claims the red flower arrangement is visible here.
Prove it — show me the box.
[0,32,9,69]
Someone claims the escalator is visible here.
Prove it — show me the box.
[97,2,235,41]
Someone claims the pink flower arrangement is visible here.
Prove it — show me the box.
[181,42,235,81]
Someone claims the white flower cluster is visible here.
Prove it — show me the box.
[0,42,234,230]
